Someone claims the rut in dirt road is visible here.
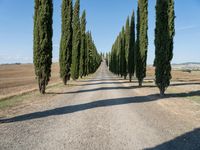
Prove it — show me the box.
[0,61,200,150]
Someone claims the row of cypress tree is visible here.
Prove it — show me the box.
[109,0,148,85]
[109,10,136,83]
[34,0,101,94]
[60,0,101,84]
[108,0,175,96]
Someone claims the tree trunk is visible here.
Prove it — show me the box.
[41,84,45,94]
[124,73,127,80]
[138,79,143,87]
[129,74,132,82]
[63,76,68,85]
[39,79,46,94]
[159,87,165,97]
[67,74,70,80]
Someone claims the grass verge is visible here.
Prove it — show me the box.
[167,88,200,104]
[0,82,64,110]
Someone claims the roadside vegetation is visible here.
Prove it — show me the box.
[0,83,63,110]
[33,0,101,94]
[108,0,175,96]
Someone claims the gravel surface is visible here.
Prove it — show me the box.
[0,61,200,150]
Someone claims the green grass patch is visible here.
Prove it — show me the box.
[166,88,200,104]
[0,82,65,110]
[187,96,200,104]
[0,91,37,110]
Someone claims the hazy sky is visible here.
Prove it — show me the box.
[0,0,200,64]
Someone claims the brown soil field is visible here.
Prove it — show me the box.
[0,64,200,100]
[0,63,60,99]
[147,66,200,82]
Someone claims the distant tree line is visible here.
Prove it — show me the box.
[33,0,101,94]
[107,0,175,96]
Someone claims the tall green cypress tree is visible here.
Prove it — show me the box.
[71,0,81,80]
[121,27,127,79]
[85,31,90,76]
[136,0,148,87]
[59,0,73,85]
[85,32,101,74]
[155,0,175,96]
[79,10,86,78]
[33,0,53,94]
[118,34,123,77]
[128,11,135,82]
[168,0,175,64]
[136,4,140,81]
[125,17,130,79]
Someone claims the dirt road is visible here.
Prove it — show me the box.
[0,61,200,150]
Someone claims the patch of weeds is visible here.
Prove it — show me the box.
[166,88,200,104]
[188,96,200,104]
[0,82,76,110]
[0,91,36,109]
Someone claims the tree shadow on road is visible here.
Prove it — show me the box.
[0,90,200,124]
[171,82,200,87]
[47,81,200,95]
[144,128,200,150]
[47,86,136,95]
[78,81,131,86]
[78,78,124,83]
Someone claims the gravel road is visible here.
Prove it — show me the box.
[0,61,200,150]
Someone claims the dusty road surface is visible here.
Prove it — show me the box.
[0,61,200,150]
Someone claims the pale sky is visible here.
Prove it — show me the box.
[0,0,200,64]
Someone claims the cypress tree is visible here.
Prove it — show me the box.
[168,0,175,64]
[155,0,175,96]
[84,31,101,74]
[125,17,130,79]
[85,32,90,76]
[136,0,148,87]
[88,32,92,74]
[79,10,86,78]
[59,0,73,85]
[128,11,135,82]
[121,27,127,79]
[118,34,123,76]
[33,0,53,94]
[71,0,81,80]
[136,4,140,81]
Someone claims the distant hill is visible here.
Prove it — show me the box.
[173,62,200,65]
[172,62,200,71]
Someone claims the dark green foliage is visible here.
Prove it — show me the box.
[79,10,86,78]
[136,0,148,87]
[59,0,73,85]
[85,32,89,75]
[155,0,175,96]
[86,32,101,74]
[121,27,127,79]
[110,13,136,81]
[128,11,135,82]
[124,18,130,79]
[33,0,53,94]
[105,53,110,66]
[109,26,127,78]
[71,0,81,80]
[168,0,175,63]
